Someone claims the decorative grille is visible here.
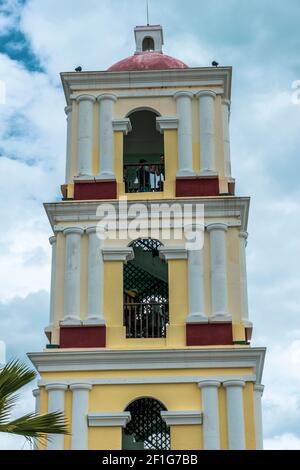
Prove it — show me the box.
[124,398,170,450]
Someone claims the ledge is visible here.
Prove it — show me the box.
[28,347,266,383]
[112,118,132,134]
[159,246,188,260]
[102,247,134,262]
[161,410,203,426]
[88,412,131,428]
[156,116,178,133]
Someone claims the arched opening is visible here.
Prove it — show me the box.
[122,398,170,450]
[142,36,155,52]
[123,238,169,338]
[124,110,165,193]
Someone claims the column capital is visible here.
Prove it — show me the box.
[196,90,217,99]
[223,380,245,389]
[32,388,40,398]
[70,383,92,392]
[239,231,248,240]
[49,236,57,246]
[63,227,84,236]
[45,383,68,392]
[207,223,228,233]
[198,380,221,389]
[86,226,98,235]
[65,105,72,115]
[222,98,231,108]
[76,94,96,104]
[174,90,194,101]
[97,93,117,103]
[254,384,264,395]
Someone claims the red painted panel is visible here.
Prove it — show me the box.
[74,180,117,200]
[176,177,219,197]
[228,181,236,195]
[60,326,106,348]
[186,323,233,346]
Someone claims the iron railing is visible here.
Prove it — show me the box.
[124,163,164,193]
[124,302,169,338]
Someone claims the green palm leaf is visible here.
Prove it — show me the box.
[0,360,69,444]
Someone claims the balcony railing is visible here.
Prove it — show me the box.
[124,163,165,193]
[124,302,169,338]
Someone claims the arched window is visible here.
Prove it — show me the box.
[124,110,165,193]
[123,238,169,338]
[123,398,170,450]
[142,36,155,52]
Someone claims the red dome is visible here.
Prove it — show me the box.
[107,52,188,72]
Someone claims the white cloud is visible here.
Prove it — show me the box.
[0,0,300,450]
[265,433,300,451]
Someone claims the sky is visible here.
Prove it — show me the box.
[0,0,300,450]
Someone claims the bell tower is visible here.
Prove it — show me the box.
[28,24,266,451]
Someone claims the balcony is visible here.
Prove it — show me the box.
[124,302,169,338]
[124,163,165,193]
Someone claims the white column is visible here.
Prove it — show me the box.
[84,227,105,325]
[70,384,92,450]
[197,90,217,175]
[254,384,264,450]
[222,99,232,178]
[76,94,96,178]
[198,381,221,450]
[207,223,231,322]
[239,231,251,326]
[62,227,84,325]
[65,105,73,183]
[97,93,117,180]
[223,380,246,450]
[48,236,57,328]
[46,383,67,450]
[32,388,41,450]
[187,248,207,323]
[174,91,195,177]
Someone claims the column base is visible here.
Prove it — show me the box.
[176,176,219,197]
[60,318,82,326]
[60,325,106,348]
[210,313,232,323]
[186,313,209,324]
[74,179,117,200]
[82,318,105,326]
[186,322,233,346]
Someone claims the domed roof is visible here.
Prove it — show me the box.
[107,52,188,72]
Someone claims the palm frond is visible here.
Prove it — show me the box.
[0,360,36,400]
[0,411,69,439]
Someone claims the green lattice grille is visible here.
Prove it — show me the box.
[124,398,170,450]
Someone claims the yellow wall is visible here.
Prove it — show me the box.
[38,367,257,450]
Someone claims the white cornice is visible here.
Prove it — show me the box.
[28,347,266,383]
[38,374,256,387]
[60,67,232,105]
[161,411,203,426]
[88,412,131,428]
[44,197,250,233]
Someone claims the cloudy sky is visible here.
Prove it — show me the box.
[0,0,300,450]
